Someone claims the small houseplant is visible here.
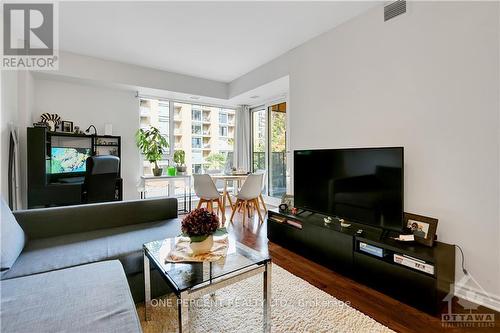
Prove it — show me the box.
[135,126,169,176]
[173,150,187,174]
[181,208,227,255]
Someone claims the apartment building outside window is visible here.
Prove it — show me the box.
[174,102,235,174]
[139,98,170,176]
[139,97,235,198]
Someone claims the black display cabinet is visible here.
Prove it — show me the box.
[27,127,122,208]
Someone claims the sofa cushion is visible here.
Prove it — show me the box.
[2,218,181,280]
[0,260,141,333]
[0,198,26,271]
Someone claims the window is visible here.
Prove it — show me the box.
[251,102,288,198]
[140,99,235,180]
[252,109,266,173]
[174,102,235,174]
[219,112,228,124]
[192,109,202,121]
[219,125,228,137]
[140,99,237,198]
[192,124,202,135]
[192,164,202,174]
[192,137,202,148]
[269,102,287,198]
[139,98,171,177]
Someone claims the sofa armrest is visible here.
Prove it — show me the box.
[13,198,178,240]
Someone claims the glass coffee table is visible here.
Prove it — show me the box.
[143,237,272,333]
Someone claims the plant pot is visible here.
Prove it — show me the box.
[152,167,163,176]
[167,166,177,176]
[176,165,187,174]
[189,235,214,255]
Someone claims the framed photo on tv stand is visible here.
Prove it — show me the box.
[404,212,438,247]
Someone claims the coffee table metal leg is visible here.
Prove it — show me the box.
[178,291,189,333]
[263,261,272,332]
[144,253,151,321]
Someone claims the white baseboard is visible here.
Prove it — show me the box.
[454,285,500,313]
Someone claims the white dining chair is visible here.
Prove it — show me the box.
[193,174,225,223]
[255,170,268,213]
[230,173,265,225]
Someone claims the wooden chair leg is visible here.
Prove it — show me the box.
[254,198,264,223]
[207,200,213,213]
[242,201,247,225]
[230,199,239,223]
[259,194,267,213]
[197,199,203,209]
[247,201,252,218]
[225,191,233,207]
[218,198,225,225]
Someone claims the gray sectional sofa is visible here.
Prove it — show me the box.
[1,197,181,333]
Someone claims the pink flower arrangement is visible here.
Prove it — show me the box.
[181,208,221,242]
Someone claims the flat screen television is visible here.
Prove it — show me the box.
[50,147,91,174]
[294,147,404,231]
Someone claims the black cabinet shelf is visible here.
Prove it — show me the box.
[27,127,123,208]
[267,208,455,314]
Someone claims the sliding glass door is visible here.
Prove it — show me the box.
[251,101,288,199]
[269,102,287,198]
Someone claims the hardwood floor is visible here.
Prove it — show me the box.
[221,208,500,333]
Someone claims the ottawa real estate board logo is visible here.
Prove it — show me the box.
[2,2,58,70]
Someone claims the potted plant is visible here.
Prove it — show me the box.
[181,208,227,255]
[173,150,187,174]
[135,126,169,176]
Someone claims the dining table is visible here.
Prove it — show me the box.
[209,174,249,216]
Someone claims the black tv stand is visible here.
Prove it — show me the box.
[294,209,312,217]
[267,208,455,314]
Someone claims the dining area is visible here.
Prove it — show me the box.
[139,172,268,226]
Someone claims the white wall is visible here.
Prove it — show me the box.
[1,71,18,201]
[284,2,500,302]
[33,78,141,201]
[233,0,500,306]
[42,51,228,99]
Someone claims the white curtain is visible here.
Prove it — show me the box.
[234,105,251,172]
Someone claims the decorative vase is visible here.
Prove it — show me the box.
[189,235,214,255]
[167,166,177,176]
[152,167,163,176]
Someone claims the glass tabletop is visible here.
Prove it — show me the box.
[143,237,270,293]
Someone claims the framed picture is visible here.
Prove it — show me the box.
[62,121,73,133]
[280,194,294,212]
[404,212,438,247]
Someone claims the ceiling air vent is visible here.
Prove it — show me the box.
[384,0,406,22]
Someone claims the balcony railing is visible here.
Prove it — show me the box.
[253,151,287,198]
